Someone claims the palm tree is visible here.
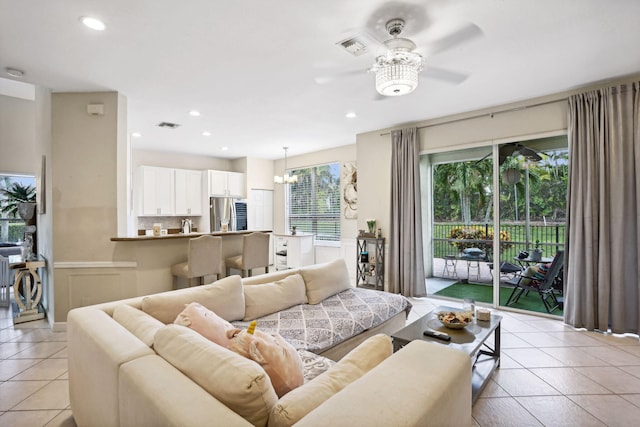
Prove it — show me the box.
[0,182,36,218]
[433,160,492,224]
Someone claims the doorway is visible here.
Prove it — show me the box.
[423,135,567,316]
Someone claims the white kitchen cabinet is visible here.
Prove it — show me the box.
[274,233,314,270]
[138,166,174,216]
[227,172,245,198]
[207,170,245,198]
[174,169,203,215]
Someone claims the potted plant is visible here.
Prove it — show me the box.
[530,239,543,261]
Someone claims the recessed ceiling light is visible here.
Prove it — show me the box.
[6,67,24,78]
[221,147,229,151]
[80,16,106,31]
[131,132,142,138]
[189,110,201,117]
[345,112,357,119]
[202,131,211,136]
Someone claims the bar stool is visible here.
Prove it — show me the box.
[225,232,270,277]
[171,235,223,289]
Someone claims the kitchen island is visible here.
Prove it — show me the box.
[53,230,272,327]
[110,229,271,242]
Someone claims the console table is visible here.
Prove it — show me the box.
[8,255,46,324]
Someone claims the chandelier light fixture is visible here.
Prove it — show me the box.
[274,147,298,184]
[370,19,424,97]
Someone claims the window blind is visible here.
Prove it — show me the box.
[286,162,341,241]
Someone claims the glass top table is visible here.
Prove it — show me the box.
[391,305,501,403]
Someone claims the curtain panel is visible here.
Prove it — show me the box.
[565,82,640,333]
[389,128,426,297]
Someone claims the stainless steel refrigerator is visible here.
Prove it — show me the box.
[209,197,249,232]
[209,197,237,232]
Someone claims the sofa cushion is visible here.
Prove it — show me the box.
[112,304,164,347]
[174,302,237,347]
[141,275,244,323]
[154,324,277,427]
[243,274,308,321]
[299,258,353,304]
[175,302,304,398]
[269,334,393,427]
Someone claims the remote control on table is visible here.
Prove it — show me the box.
[423,329,451,341]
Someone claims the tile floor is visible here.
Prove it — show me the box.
[1,298,639,426]
[408,297,640,427]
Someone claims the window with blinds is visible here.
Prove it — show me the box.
[286,162,341,242]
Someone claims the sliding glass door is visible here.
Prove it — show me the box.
[423,135,568,316]
[423,146,495,305]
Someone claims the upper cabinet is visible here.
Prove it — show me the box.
[138,166,174,216]
[207,170,245,198]
[174,169,203,215]
[138,166,203,216]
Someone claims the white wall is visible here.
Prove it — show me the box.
[133,149,233,171]
[0,82,53,326]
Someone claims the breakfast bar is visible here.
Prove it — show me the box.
[110,229,271,242]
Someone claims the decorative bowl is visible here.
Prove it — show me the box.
[436,311,474,329]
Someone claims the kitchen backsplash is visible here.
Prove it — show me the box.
[138,216,199,232]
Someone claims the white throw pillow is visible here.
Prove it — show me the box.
[268,334,393,427]
[141,275,245,323]
[299,258,353,304]
[243,274,308,321]
[154,324,278,427]
[112,304,164,347]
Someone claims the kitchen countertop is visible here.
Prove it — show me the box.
[110,230,272,242]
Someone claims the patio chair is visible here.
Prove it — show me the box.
[488,261,522,281]
[459,248,487,281]
[504,250,564,313]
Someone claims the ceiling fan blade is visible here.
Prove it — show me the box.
[422,66,468,84]
[426,23,483,56]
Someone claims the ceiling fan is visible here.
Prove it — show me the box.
[331,9,483,97]
[476,142,543,166]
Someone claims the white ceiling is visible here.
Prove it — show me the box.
[2,0,639,160]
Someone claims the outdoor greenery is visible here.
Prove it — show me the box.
[447,226,514,252]
[434,222,566,260]
[0,180,36,218]
[432,149,569,224]
[1,177,36,243]
[432,147,568,262]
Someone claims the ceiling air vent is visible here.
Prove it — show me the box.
[335,34,372,56]
[157,121,180,129]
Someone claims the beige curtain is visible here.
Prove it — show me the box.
[565,82,640,333]
[389,128,426,297]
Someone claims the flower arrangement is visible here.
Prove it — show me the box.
[447,226,513,252]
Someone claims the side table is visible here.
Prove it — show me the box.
[8,255,46,324]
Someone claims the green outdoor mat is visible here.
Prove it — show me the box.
[433,282,563,315]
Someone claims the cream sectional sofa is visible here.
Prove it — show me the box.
[68,259,472,427]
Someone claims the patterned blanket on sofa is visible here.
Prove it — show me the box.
[232,288,412,353]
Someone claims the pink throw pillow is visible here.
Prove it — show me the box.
[174,302,304,397]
